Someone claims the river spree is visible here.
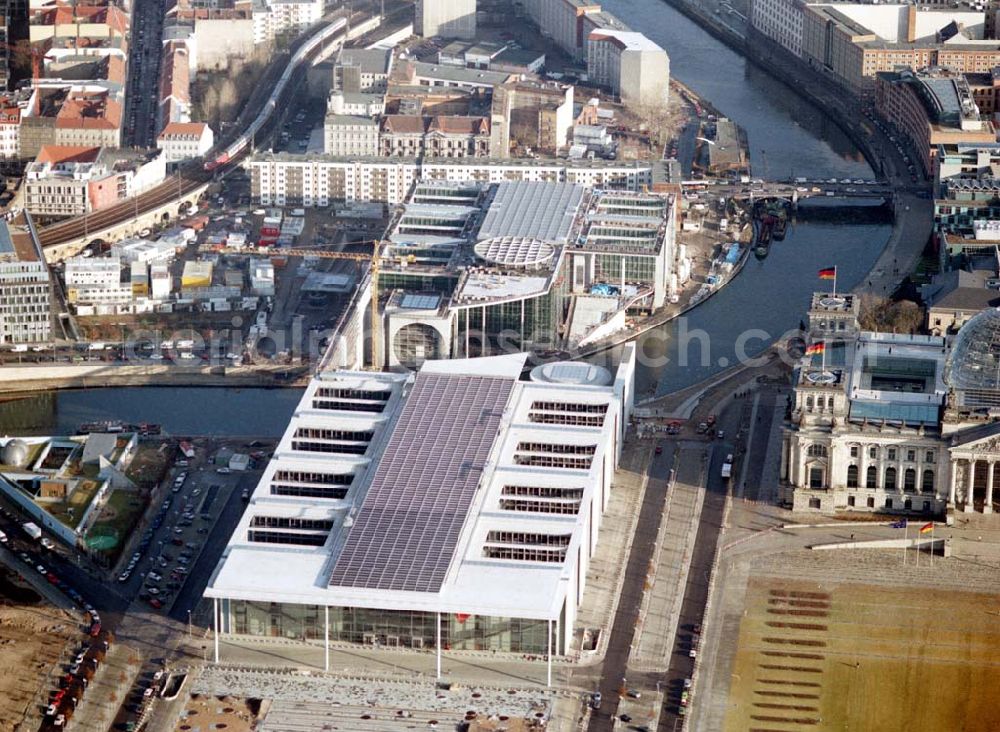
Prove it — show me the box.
[593,0,891,396]
[2,0,893,429]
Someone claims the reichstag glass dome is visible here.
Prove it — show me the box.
[946,308,1000,404]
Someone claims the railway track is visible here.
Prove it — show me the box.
[35,11,355,251]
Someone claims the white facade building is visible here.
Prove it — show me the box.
[249,154,656,207]
[252,0,322,44]
[0,214,51,344]
[205,347,635,661]
[64,256,130,306]
[415,0,476,39]
[150,263,171,300]
[156,122,215,166]
[111,238,178,265]
[323,115,379,157]
[586,29,669,108]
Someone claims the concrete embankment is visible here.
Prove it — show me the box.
[0,363,309,394]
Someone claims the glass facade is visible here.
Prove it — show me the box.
[227,601,560,654]
[381,272,459,294]
[594,253,657,284]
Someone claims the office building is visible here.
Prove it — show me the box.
[587,29,670,107]
[875,68,995,177]
[379,179,677,358]
[205,346,636,660]
[416,0,476,39]
[0,213,51,344]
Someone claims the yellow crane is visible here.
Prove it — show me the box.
[219,241,383,368]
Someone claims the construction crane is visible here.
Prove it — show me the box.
[218,242,384,369]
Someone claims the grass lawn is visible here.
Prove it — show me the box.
[724,577,1000,732]
[43,478,101,530]
[85,489,147,561]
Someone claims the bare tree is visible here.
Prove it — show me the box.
[858,293,925,334]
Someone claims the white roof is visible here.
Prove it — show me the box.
[588,29,665,53]
[206,354,627,620]
[454,272,550,304]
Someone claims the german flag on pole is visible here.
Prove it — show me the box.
[818,266,837,280]
[919,522,934,534]
[805,342,826,356]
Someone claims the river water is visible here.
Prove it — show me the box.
[0,0,892,432]
[588,0,892,396]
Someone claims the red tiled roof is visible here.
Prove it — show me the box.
[55,92,122,129]
[35,144,101,164]
[158,121,207,139]
[381,115,427,134]
[0,106,20,124]
[159,47,189,104]
[428,116,489,135]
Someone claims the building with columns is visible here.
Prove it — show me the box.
[784,295,1000,516]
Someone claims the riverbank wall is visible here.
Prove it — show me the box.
[0,363,309,395]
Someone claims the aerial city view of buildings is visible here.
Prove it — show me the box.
[2,0,1000,730]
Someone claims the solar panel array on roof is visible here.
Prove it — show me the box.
[478,182,585,244]
[328,372,513,592]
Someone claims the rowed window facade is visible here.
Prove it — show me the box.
[499,498,580,515]
[249,516,335,531]
[247,530,329,546]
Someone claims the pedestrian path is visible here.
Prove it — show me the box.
[573,441,652,662]
[630,446,707,672]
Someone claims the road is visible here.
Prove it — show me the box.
[586,442,675,730]
[657,433,731,730]
[582,393,747,732]
[123,0,166,148]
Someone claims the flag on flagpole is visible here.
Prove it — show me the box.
[805,342,826,356]
[818,267,837,280]
[919,522,934,534]
[889,519,907,529]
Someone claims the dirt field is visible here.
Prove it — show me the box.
[723,577,1000,732]
[0,570,80,732]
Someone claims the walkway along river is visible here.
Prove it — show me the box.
[1,0,892,432]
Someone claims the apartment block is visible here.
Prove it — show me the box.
[248,153,656,207]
